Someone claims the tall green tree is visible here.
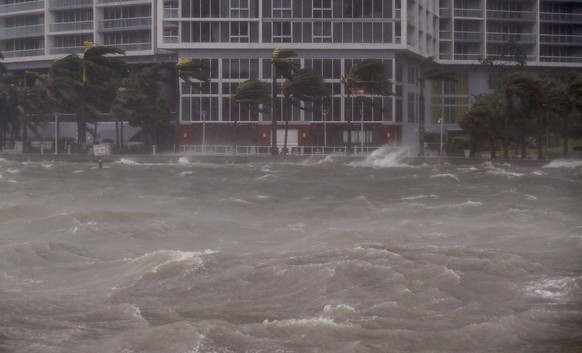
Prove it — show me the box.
[281,68,329,153]
[341,59,392,153]
[271,48,299,155]
[560,71,582,155]
[461,91,506,158]
[417,57,456,156]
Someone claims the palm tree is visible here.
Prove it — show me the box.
[341,59,392,154]
[175,58,210,146]
[560,72,582,155]
[417,57,456,156]
[271,48,299,155]
[79,43,125,146]
[281,68,329,153]
[233,78,271,151]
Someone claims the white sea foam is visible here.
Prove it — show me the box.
[543,159,582,168]
[179,171,193,176]
[349,146,410,168]
[116,158,142,166]
[524,277,579,301]
[430,173,460,182]
[400,194,439,200]
[178,157,190,164]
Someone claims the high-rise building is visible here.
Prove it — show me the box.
[2,0,581,152]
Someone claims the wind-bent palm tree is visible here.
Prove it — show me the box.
[417,57,456,156]
[175,58,210,145]
[281,68,329,153]
[271,48,299,155]
[79,43,125,146]
[341,59,392,153]
[233,78,271,151]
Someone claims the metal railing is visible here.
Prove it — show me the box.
[0,0,44,13]
[50,0,92,8]
[0,24,44,38]
[99,17,152,30]
[178,145,409,157]
[50,21,93,32]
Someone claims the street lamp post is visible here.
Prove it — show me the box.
[322,105,328,147]
[360,103,364,154]
[438,116,444,155]
[201,107,207,152]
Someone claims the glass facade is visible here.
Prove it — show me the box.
[180,58,395,124]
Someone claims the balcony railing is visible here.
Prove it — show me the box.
[540,55,582,63]
[104,42,151,51]
[99,17,152,30]
[454,8,483,18]
[540,34,582,45]
[50,0,92,8]
[164,8,179,18]
[487,10,535,21]
[50,21,93,32]
[454,31,482,41]
[487,32,535,43]
[439,8,452,18]
[50,46,85,55]
[163,36,179,43]
[439,30,452,40]
[97,0,145,4]
[540,12,582,23]
[453,53,482,61]
[3,48,45,58]
[0,0,44,13]
[0,24,44,38]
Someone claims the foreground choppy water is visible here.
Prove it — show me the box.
[1,152,581,353]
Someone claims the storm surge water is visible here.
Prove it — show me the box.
[1,154,581,353]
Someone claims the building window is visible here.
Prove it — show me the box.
[313,22,332,43]
[230,22,249,42]
[273,0,292,18]
[272,22,292,42]
[313,0,332,18]
[230,0,249,18]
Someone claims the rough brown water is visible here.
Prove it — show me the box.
[1,152,581,352]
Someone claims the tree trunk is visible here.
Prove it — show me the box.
[120,121,125,152]
[418,83,425,157]
[271,64,279,156]
[346,90,352,154]
[489,134,497,159]
[283,99,289,155]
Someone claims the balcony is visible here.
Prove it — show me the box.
[439,30,452,40]
[0,0,44,14]
[3,48,45,58]
[439,8,452,18]
[454,31,482,42]
[50,46,85,55]
[50,21,93,32]
[97,0,146,4]
[487,32,535,44]
[50,0,92,8]
[99,17,152,30]
[0,24,44,39]
[105,42,151,51]
[540,12,582,24]
[164,8,179,18]
[163,36,179,43]
[454,8,483,18]
[540,55,582,63]
[540,34,582,45]
[453,53,482,60]
[487,10,535,21]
